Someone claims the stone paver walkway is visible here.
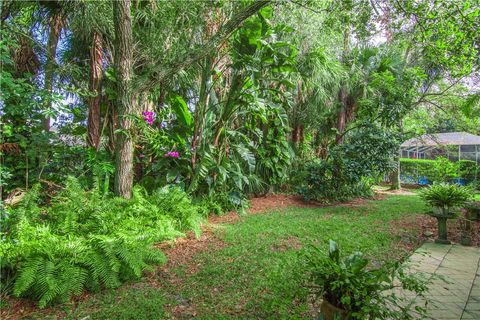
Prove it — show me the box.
[406,243,480,320]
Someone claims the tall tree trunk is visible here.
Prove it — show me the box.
[43,11,63,132]
[335,87,348,145]
[113,0,136,198]
[390,162,401,189]
[87,31,103,150]
[335,25,351,145]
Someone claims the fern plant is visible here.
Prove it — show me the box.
[1,177,204,308]
[420,183,473,244]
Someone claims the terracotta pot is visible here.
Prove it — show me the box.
[320,299,347,320]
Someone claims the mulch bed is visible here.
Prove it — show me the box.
[390,212,480,257]
[429,214,480,246]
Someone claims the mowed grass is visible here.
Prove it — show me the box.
[26,195,427,320]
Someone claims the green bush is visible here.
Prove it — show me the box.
[304,240,429,319]
[459,160,479,183]
[400,157,478,185]
[298,160,374,202]
[0,177,205,308]
[298,125,398,202]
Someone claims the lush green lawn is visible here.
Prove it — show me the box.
[26,195,427,320]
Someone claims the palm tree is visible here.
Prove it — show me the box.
[42,2,66,131]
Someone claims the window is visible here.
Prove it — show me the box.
[460,145,476,152]
[460,153,476,161]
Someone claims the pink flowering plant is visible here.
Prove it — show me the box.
[165,151,180,158]
[135,101,194,185]
[142,111,154,125]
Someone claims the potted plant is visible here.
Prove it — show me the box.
[420,183,473,244]
[305,240,429,320]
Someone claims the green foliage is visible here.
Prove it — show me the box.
[400,158,479,185]
[186,9,296,200]
[430,157,461,183]
[298,125,399,202]
[298,160,374,202]
[195,191,249,216]
[398,0,479,76]
[304,240,429,319]
[0,29,56,193]
[170,95,192,128]
[356,49,425,127]
[2,0,479,313]
[0,178,205,307]
[420,183,473,215]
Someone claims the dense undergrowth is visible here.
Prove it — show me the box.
[0,177,206,308]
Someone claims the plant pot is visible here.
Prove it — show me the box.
[320,299,347,320]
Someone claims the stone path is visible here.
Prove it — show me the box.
[406,243,480,320]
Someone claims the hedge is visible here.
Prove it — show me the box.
[400,158,479,185]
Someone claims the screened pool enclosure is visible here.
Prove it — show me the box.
[400,132,480,165]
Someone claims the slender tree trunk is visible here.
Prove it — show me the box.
[191,60,211,170]
[299,124,304,145]
[391,120,403,190]
[43,11,63,132]
[335,26,352,145]
[335,87,348,145]
[113,0,136,198]
[87,31,103,150]
[292,125,299,145]
[106,100,117,155]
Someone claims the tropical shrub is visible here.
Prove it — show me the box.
[298,125,398,202]
[298,160,374,202]
[400,158,478,186]
[0,177,205,307]
[459,160,479,187]
[429,157,460,183]
[304,240,429,319]
[399,158,433,182]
